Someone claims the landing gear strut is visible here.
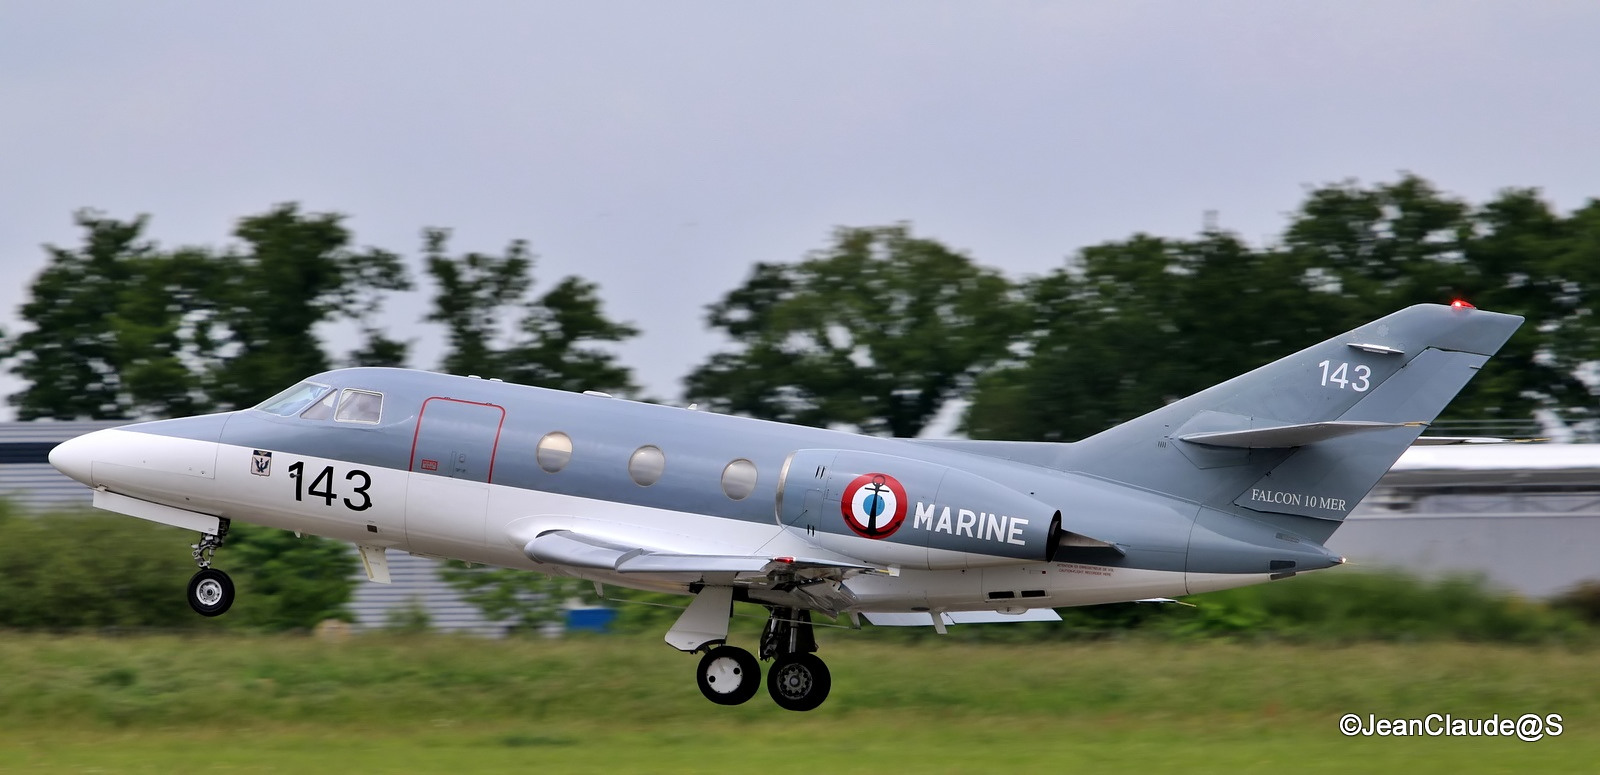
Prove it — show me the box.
[186,520,234,617]
[669,588,834,710]
[761,607,830,712]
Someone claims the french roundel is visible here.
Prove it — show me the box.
[840,472,908,539]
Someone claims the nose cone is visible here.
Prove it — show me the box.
[49,431,103,487]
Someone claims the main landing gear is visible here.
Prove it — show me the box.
[696,645,761,705]
[760,607,830,712]
[186,520,235,617]
[673,589,832,711]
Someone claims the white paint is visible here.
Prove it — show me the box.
[357,545,391,584]
[73,436,1283,615]
[1317,360,1373,392]
[92,489,221,534]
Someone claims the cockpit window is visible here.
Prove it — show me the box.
[335,389,383,424]
[301,390,338,420]
[255,382,334,417]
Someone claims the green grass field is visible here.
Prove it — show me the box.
[0,632,1594,773]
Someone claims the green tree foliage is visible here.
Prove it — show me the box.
[223,523,361,630]
[0,504,357,631]
[209,204,411,408]
[6,212,225,419]
[686,224,1017,437]
[7,206,412,419]
[0,503,205,628]
[439,563,597,633]
[964,230,1325,441]
[965,175,1600,441]
[423,228,638,393]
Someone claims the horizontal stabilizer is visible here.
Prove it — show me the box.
[1178,420,1419,449]
[524,529,878,575]
[862,609,1062,627]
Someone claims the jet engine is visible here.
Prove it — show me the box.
[775,448,1061,569]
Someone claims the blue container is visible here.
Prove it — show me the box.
[565,607,619,633]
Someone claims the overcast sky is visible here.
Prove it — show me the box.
[3,2,1598,419]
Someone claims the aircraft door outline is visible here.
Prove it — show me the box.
[408,397,506,483]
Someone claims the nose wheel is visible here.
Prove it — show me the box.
[187,568,235,616]
[186,520,234,616]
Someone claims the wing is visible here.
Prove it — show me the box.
[861,610,1062,627]
[525,529,878,575]
[521,528,883,615]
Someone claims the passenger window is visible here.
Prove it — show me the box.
[301,390,338,420]
[629,445,665,486]
[335,389,384,423]
[536,432,573,473]
[721,459,758,500]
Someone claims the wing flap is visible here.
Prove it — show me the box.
[523,529,879,575]
[862,609,1062,627]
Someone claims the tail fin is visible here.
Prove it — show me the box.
[1058,303,1523,540]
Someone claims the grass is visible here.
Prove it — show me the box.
[0,632,1595,773]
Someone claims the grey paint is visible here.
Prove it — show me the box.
[119,304,1520,583]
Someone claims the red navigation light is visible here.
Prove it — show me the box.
[1451,299,1475,310]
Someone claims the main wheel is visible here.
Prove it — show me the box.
[187,568,235,617]
[696,645,761,705]
[766,652,831,712]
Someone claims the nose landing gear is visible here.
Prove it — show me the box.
[186,520,234,617]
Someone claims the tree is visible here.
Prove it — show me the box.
[223,523,360,630]
[0,504,212,629]
[964,175,1600,441]
[423,228,638,393]
[1278,175,1599,425]
[6,211,225,419]
[964,229,1322,441]
[7,205,413,419]
[209,204,411,408]
[439,563,597,633]
[686,224,1017,437]
[422,229,637,627]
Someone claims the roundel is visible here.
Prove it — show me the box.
[840,472,908,539]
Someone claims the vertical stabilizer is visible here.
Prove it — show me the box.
[1054,304,1522,539]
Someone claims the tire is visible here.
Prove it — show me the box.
[187,568,235,617]
[696,645,761,705]
[766,652,831,712]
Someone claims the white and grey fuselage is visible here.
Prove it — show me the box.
[49,303,1523,621]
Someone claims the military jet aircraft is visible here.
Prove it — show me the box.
[49,302,1520,710]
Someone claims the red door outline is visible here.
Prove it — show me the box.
[407,396,507,484]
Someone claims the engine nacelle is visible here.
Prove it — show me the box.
[776,448,1060,570]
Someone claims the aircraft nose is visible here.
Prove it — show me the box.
[49,430,105,487]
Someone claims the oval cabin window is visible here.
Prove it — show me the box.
[628,445,666,486]
[536,432,573,473]
[721,459,758,500]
